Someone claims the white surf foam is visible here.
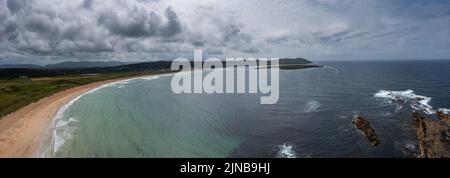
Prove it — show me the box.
[339,115,349,119]
[277,143,297,158]
[395,104,403,112]
[47,75,166,156]
[304,101,321,113]
[438,108,450,114]
[374,89,448,115]
[53,117,79,153]
[323,66,340,74]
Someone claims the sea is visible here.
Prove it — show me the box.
[44,60,450,158]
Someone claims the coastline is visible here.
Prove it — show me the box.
[0,73,167,158]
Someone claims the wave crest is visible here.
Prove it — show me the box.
[277,143,297,158]
[46,75,165,157]
[374,89,448,115]
[304,101,321,113]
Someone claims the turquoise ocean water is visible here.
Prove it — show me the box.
[45,61,450,158]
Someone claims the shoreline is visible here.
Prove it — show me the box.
[0,73,168,158]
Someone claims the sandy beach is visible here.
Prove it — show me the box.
[0,75,158,158]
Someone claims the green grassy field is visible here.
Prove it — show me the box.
[0,70,174,118]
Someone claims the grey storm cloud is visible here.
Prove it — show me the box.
[2,0,450,64]
[0,0,258,63]
[6,0,26,14]
[82,0,95,9]
[98,7,181,38]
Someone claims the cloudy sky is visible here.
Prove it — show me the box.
[1,0,450,65]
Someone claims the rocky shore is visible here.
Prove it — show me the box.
[351,109,450,157]
[436,111,450,123]
[412,111,450,158]
[353,115,380,146]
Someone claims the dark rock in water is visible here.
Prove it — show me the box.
[412,112,450,158]
[353,115,380,146]
[416,97,425,101]
[392,98,405,103]
[436,111,450,124]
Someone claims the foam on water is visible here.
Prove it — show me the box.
[277,143,297,158]
[53,117,78,153]
[51,91,95,154]
[374,89,448,115]
[339,115,349,119]
[395,104,403,112]
[304,101,321,113]
[47,75,165,157]
[323,65,340,74]
[439,108,450,114]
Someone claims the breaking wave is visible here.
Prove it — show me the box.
[439,108,450,114]
[46,75,165,157]
[304,101,321,113]
[277,143,297,158]
[374,89,448,115]
[323,65,340,74]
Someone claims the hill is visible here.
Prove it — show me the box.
[0,58,319,79]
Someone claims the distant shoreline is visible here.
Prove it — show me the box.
[0,72,172,158]
[0,62,318,157]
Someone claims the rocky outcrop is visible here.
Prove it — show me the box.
[353,115,380,146]
[412,112,450,158]
[436,111,450,124]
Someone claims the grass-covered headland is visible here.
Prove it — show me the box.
[0,70,174,118]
